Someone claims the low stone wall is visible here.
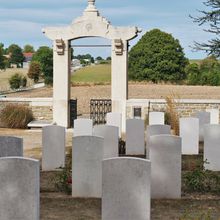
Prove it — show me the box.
[0,98,53,122]
[126,99,220,122]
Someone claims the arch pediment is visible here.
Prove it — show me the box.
[43,2,141,41]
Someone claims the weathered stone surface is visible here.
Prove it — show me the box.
[106,112,122,137]
[149,135,182,198]
[126,119,145,155]
[0,157,40,220]
[72,136,104,197]
[42,125,65,171]
[195,111,211,142]
[204,125,220,171]
[149,112,164,125]
[102,157,151,220]
[206,109,219,124]
[0,136,23,157]
[73,118,93,136]
[93,125,119,159]
[146,124,171,147]
[180,117,199,155]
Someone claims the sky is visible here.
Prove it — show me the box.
[0,0,213,59]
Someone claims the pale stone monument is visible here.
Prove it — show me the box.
[0,157,40,220]
[149,135,182,198]
[195,111,211,142]
[43,0,141,132]
[204,125,220,171]
[106,112,122,137]
[73,118,93,136]
[149,112,165,125]
[102,157,151,220]
[72,135,104,197]
[179,117,199,155]
[93,125,119,158]
[146,124,171,146]
[42,125,65,171]
[126,119,145,155]
[0,136,23,157]
[206,109,219,124]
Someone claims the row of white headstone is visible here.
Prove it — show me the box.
[0,136,39,219]
[0,108,219,220]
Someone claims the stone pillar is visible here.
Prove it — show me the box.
[53,40,71,127]
[111,39,128,133]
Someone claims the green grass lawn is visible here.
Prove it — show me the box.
[71,64,111,84]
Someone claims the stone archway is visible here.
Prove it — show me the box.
[43,0,141,131]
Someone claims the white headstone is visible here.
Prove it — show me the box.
[206,109,219,124]
[146,124,171,147]
[0,157,40,220]
[179,117,199,155]
[0,136,23,157]
[93,125,119,159]
[126,119,145,155]
[42,125,65,171]
[72,136,104,197]
[195,111,211,142]
[102,157,151,220]
[204,125,220,171]
[149,112,164,125]
[106,112,122,137]
[149,135,182,198]
[73,118,93,136]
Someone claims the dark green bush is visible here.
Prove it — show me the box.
[9,73,27,90]
[9,73,22,89]
[183,160,220,193]
[0,104,34,128]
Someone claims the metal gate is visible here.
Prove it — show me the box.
[90,99,112,125]
[70,99,77,128]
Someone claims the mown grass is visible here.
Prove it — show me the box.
[71,64,111,84]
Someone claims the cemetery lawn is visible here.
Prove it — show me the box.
[40,192,220,219]
[71,64,111,84]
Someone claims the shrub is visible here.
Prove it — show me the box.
[165,95,180,135]
[9,73,27,90]
[54,148,72,195]
[28,61,41,83]
[0,104,34,128]
[183,160,220,193]
[9,73,22,89]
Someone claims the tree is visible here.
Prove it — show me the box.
[28,61,41,83]
[8,44,25,68]
[191,0,220,57]
[0,46,5,70]
[23,44,35,53]
[186,56,220,85]
[186,63,201,85]
[32,46,53,85]
[96,56,103,60]
[129,29,189,83]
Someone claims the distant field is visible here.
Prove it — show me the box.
[0,68,28,90]
[189,59,202,65]
[71,64,111,84]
